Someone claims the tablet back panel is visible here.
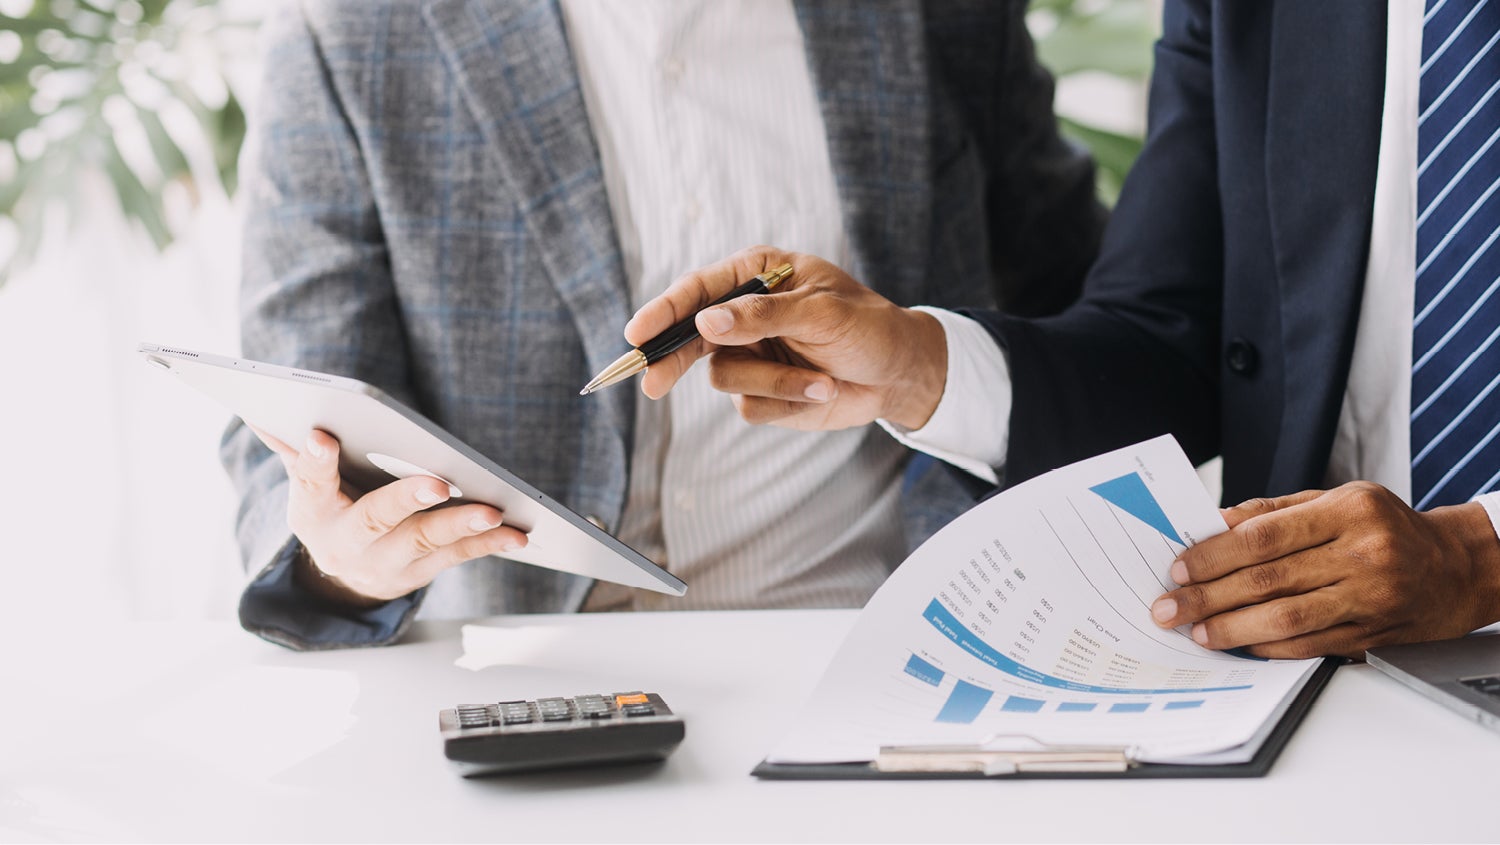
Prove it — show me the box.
[139,343,685,596]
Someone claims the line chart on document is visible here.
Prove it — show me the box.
[1046,472,1240,662]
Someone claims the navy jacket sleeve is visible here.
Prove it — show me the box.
[969,0,1224,487]
[238,538,423,651]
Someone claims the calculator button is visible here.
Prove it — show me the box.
[456,705,495,729]
[500,705,534,725]
[614,693,650,707]
[575,696,610,718]
[622,703,656,717]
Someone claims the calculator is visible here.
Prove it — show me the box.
[438,692,685,777]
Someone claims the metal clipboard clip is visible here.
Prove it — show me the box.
[874,734,1135,776]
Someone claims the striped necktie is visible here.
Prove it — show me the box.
[1411,0,1500,510]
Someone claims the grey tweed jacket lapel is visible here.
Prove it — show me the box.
[423,0,635,475]
[794,0,930,304]
[426,0,933,317]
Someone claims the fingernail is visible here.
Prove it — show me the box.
[1191,624,1209,645]
[469,515,497,532]
[701,308,734,335]
[305,436,326,459]
[804,381,832,402]
[416,488,445,505]
[500,537,525,552]
[1151,597,1177,624]
[1170,559,1189,584]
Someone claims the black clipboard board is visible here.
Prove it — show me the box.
[751,657,1341,780]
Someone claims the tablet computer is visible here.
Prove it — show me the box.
[138,342,686,596]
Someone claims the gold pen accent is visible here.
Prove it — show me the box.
[579,348,648,396]
[580,263,795,396]
[758,262,794,290]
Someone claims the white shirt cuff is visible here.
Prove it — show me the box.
[1468,493,1500,635]
[877,307,1011,485]
[1474,492,1500,542]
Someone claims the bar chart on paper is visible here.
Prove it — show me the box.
[764,436,1322,766]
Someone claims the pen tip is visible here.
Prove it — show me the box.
[579,387,591,396]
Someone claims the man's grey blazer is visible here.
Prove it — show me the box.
[222,0,1105,649]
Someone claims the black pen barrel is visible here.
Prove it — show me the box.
[639,277,770,362]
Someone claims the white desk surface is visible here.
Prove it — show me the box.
[2,608,1494,843]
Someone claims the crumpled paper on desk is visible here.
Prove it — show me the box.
[455,624,573,671]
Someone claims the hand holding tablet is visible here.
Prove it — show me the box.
[249,425,529,604]
[140,344,686,599]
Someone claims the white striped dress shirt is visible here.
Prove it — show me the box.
[558,0,908,611]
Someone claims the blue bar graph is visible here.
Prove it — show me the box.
[1057,702,1097,713]
[904,654,945,686]
[1164,700,1205,710]
[1000,695,1045,713]
[925,600,1253,695]
[936,680,993,724]
[1109,702,1149,713]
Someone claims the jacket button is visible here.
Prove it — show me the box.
[586,514,608,531]
[1226,338,1259,376]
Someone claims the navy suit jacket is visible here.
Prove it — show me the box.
[971,0,1388,504]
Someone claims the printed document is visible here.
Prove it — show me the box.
[765,436,1321,766]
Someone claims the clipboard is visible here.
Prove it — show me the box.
[751,657,1340,780]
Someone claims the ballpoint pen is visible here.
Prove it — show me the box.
[579,262,794,395]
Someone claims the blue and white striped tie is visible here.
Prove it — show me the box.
[1412,0,1500,510]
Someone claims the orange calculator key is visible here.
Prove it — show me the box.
[615,693,650,707]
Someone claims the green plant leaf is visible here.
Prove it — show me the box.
[0,162,44,284]
[0,104,42,141]
[214,89,244,194]
[0,160,32,215]
[0,13,72,35]
[0,49,74,86]
[138,0,173,24]
[1057,115,1143,205]
[73,0,118,17]
[1035,13,1156,78]
[103,133,172,248]
[135,102,190,183]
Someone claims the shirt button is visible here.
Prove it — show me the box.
[673,491,695,511]
[663,57,684,80]
[683,197,701,221]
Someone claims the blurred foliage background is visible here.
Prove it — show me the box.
[0,0,251,285]
[0,0,1158,286]
[1030,0,1159,204]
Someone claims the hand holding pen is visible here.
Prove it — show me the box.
[581,262,796,394]
[590,245,950,432]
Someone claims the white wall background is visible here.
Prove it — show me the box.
[0,185,246,630]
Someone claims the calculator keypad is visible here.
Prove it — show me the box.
[449,692,664,730]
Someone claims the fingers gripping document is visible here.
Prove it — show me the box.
[758,436,1327,776]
